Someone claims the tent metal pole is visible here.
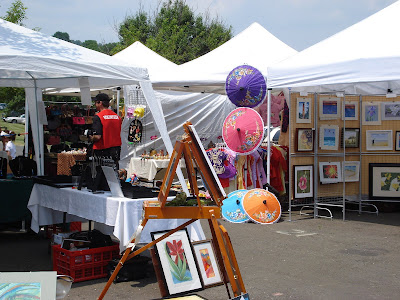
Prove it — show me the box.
[116,87,121,116]
[24,99,29,157]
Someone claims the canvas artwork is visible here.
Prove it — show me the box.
[362,102,381,125]
[319,97,340,120]
[319,125,339,150]
[151,229,203,295]
[192,240,223,288]
[381,102,400,120]
[341,128,360,148]
[342,101,358,120]
[319,162,342,184]
[296,128,314,152]
[369,163,400,199]
[396,131,400,151]
[294,165,313,198]
[342,161,360,182]
[296,97,311,123]
[366,130,393,151]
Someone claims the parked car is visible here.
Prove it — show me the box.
[263,126,281,143]
[3,114,25,124]
[0,103,6,110]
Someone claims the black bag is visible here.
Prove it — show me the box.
[69,229,113,249]
[9,156,37,177]
[106,254,150,283]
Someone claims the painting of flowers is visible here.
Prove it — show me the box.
[294,165,313,198]
[381,102,400,120]
[192,240,223,288]
[296,97,311,123]
[319,162,342,184]
[362,102,381,125]
[296,128,314,151]
[152,229,202,295]
[369,164,400,199]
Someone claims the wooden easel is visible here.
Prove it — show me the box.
[98,122,246,299]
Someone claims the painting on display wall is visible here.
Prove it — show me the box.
[319,125,339,150]
[381,102,400,120]
[369,163,400,200]
[342,101,359,120]
[366,130,393,151]
[319,97,340,120]
[294,165,313,198]
[296,97,311,123]
[296,128,314,152]
[341,128,360,148]
[342,161,360,182]
[362,102,381,125]
[319,161,342,184]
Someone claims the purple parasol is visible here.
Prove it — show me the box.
[225,65,266,108]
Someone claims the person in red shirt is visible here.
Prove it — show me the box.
[89,93,122,168]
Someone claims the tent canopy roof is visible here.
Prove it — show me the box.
[0,19,149,89]
[267,1,400,95]
[153,22,297,94]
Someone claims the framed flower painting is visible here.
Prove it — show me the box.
[294,165,313,198]
[319,162,342,184]
[151,229,203,296]
[381,102,400,120]
[369,163,400,200]
[362,102,381,125]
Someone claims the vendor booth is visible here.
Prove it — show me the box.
[267,0,400,220]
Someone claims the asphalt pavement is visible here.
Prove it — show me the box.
[1,207,400,300]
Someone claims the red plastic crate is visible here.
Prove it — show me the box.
[52,243,120,282]
[45,222,82,238]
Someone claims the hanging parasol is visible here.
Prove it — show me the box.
[221,190,249,223]
[222,107,264,155]
[225,65,266,108]
[241,189,281,224]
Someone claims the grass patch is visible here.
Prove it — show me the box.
[0,119,26,146]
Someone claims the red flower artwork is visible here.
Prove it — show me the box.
[324,165,338,178]
[166,239,185,264]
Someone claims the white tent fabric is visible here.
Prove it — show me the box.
[0,19,172,178]
[267,1,400,95]
[152,22,297,94]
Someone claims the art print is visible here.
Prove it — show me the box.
[319,97,340,120]
[366,130,393,151]
[294,165,313,198]
[319,125,339,150]
[362,102,381,125]
[296,97,311,123]
[396,131,400,151]
[151,229,202,295]
[319,162,342,184]
[341,128,360,148]
[342,161,360,182]
[369,163,400,199]
[342,101,358,120]
[192,240,223,288]
[296,128,314,152]
[381,102,400,120]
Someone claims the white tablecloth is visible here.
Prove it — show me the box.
[28,184,205,252]
[128,157,186,181]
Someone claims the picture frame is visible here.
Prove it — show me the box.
[342,101,359,120]
[294,165,313,198]
[151,229,203,296]
[362,102,381,125]
[369,163,400,200]
[319,161,342,184]
[319,125,339,150]
[342,161,360,182]
[319,97,340,120]
[296,128,314,152]
[192,240,223,288]
[396,131,400,151]
[366,130,393,151]
[296,97,312,123]
[381,101,400,120]
[341,128,360,148]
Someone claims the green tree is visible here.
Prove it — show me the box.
[1,0,27,25]
[114,0,232,64]
[53,31,71,42]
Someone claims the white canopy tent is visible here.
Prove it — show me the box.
[0,19,177,185]
[267,1,400,94]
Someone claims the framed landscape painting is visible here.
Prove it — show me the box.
[362,102,381,125]
[381,102,400,120]
[294,165,313,198]
[151,229,203,296]
[319,125,339,150]
[319,97,340,120]
[342,101,358,120]
[342,161,360,182]
[192,240,223,288]
[319,161,342,184]
[341,128,360,148]
[366,130,393,151]
[296,97,311,123]
[369,163,400,200]
[296,128,314,152]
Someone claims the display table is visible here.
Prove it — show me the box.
[127,157,186,181]
[27,184,205,252]
[57,152,86,175]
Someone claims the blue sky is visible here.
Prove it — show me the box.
[1,0,397,51]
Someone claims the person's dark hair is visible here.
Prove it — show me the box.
[9,131,16,141]
[94,93,110,108]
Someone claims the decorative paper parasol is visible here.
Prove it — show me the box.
[222,107,264,155]
[221,190,249,223]
[241,189,281,224]
[225,65,266,108]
